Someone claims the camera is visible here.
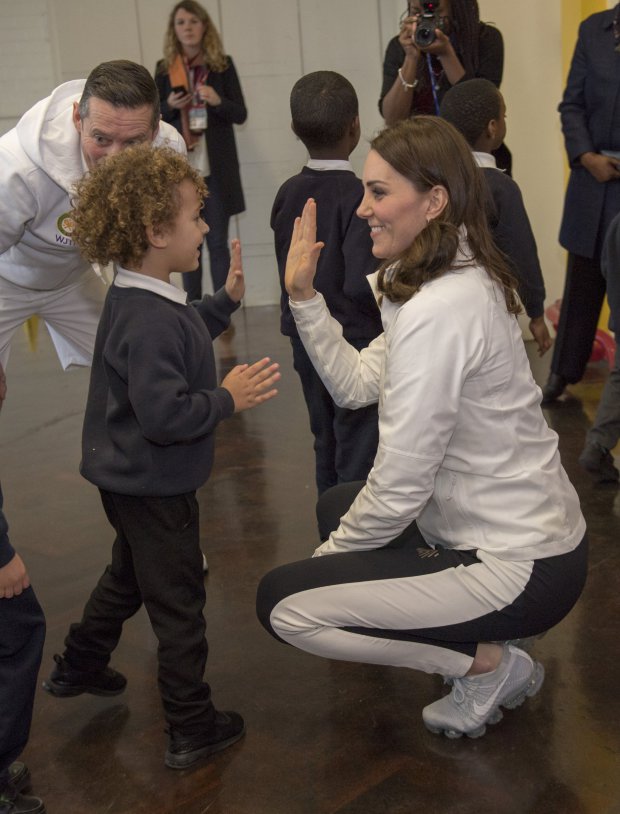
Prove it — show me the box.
[414,1,445,47]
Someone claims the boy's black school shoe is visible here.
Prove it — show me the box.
[165,710,246,769]
[0,784,45,814]
[8,764,30,794]
[42,654,127,697]
[579,441,620,483]
[540,372,567,404]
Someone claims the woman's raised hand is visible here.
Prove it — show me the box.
[284,199,324,301]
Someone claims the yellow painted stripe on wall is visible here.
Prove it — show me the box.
[561,0,607,79]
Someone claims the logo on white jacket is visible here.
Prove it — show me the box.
[56,212,75,244]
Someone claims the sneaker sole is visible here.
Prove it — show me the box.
[165,727,246,769]
[501,660,545,710]
[42,679,126,698]
[424,661,545,740]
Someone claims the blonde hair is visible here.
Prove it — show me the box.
[163,1,228,72]
[373,117,520,314]
[71,145,207,268]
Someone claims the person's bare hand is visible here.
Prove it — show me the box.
[529,316,552,357]
[0,553,30,599]
[285,199,324,301]
[399,16,419,57]
[580,152,620,183]
[221,357,280,412]
[224,239,245,303]
[167,90,192,110]
[197,85,221,106]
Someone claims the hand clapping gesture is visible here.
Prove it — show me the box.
[221,358,280,413]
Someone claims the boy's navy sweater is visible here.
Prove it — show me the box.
[271,167,382,340]
[81,285,237,497]
[483,167,546,319]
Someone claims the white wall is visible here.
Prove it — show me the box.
[0,0,572,306]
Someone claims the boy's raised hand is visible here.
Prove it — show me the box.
[222,357,280,412]
[529,316,552,357]
[285,199,324,301]
[224,239,245,303]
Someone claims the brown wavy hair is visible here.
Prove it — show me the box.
[71,145,207,269]
[373,116,520,314]
[163,1,228,72]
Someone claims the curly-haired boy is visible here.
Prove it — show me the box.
[42,145,280,769]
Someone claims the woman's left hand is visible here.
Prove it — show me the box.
[197,84,222,106]
[224,239,245,303]
[285,199,324,301]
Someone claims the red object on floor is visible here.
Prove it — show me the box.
[545,298,616,367]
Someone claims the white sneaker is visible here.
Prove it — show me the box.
[202,552,208,573]
[422,645,544,739]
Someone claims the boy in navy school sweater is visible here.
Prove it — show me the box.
[42,145,280,771]
[0,362,46,814]
[440,78,552,356]
[271,71,383,498]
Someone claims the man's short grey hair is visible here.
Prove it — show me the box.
[78,60,161,131]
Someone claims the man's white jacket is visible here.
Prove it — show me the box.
[0,79,185,291]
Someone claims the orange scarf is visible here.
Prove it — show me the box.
[168,54,203,150]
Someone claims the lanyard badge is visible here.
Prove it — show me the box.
[187,64,209,132]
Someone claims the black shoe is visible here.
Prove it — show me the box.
[7,765,30,795]
[579,442,620,483]
[165,710,246,769]
[541,373,567,404]
[42,654,127,698]
[0,786,45,814]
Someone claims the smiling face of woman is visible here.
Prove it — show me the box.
[357,149,436,259]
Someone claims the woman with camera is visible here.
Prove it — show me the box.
[380,1,507,168]
[155,1,247,300]
[257,116,587,740]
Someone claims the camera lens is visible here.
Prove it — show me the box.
[414,22,436,46]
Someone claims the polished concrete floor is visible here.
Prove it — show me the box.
[1,306,619,814]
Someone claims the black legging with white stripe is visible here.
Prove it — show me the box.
[256,482,588,678]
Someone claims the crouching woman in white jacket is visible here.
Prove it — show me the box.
[256,116,587,740]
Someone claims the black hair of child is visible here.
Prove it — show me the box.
[290,70,359,152]
[439,78,501,148]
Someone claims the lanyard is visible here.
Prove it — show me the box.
[426,54,441,115]
[186,64,209,132]
[186,63,209,96]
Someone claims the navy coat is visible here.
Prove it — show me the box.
[559,6,620,259]
[155,57,247,218]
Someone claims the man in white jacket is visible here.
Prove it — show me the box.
[0,59,185,376]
